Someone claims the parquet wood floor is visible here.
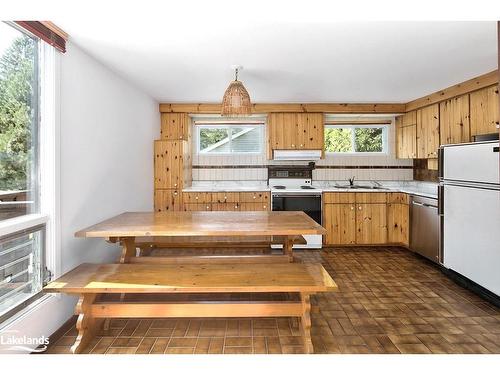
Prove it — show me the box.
[44,247,500,354]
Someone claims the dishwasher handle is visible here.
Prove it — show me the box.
[411,200,438,210]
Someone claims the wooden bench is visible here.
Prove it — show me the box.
[44,262,337,354]
[119,235,307,263]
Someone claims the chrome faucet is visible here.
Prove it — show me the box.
[348,176,355,186]
[372,180,382,188]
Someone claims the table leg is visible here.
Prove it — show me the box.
[71,294,102,354]
[300,292,314,354]
[283,236,294,262]
[119,237,136,264]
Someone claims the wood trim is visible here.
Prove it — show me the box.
[14,21,67,53]
[128,254,292,264]
[90,301,303,318]
[405,70,499,112]
[325,120,392,125]
[40,22,68,40]
[159,103,406,114]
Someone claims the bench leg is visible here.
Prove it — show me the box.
[72,294,102,354]
[300,293,314,354]
[283,236,294,262]
[119,237,136,264]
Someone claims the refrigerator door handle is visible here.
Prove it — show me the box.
[438,147,444,180]
[438,185,444,216]
[494,146,499,153]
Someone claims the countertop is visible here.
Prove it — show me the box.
[182,181,438,199]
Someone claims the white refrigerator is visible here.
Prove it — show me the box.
[440,141,500,296]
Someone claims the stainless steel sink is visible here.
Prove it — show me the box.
[333,185,388,190]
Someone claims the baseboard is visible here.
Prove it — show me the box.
[441,268,500,308]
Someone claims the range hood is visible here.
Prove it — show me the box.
[273,150,322,161]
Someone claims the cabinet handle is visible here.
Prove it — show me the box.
[291,144,295,147]
[206,206,210,210]
[263,205,267,209]
[253,196,256,199]
[350,206,354,210]
[224,196,227,199]
[300,144,303,147]
[195,196,198,200]
[358,206,362,210]
[180,135,183,139]
[174,183,178,187]
[234,205,238,209]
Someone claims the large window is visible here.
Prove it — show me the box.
[0,22,39,221]
[324,124,388,154]
[0,22,45,325]
[195,122,264,154]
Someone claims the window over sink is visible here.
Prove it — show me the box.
[324,124,389,154]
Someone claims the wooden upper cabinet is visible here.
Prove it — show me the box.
[396,112,417,159]
[416,104,440,159]
[154,140,191,190]
[267,113,324,158]
[160,113,191,141]
[470,85,500,136]
[439,94,470,145]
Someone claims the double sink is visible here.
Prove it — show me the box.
[332,184,388,190]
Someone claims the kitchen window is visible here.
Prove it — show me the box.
[0,22,56,325]
[324,124,389,154]
[195,121,264,154]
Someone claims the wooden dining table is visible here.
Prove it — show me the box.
[75,211,326,263]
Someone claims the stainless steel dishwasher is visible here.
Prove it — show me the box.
[410,195,440,264]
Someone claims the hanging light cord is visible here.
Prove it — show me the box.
[234,68,239,81]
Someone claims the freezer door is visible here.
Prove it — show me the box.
[443,142,499,184]
[443,184,500,295]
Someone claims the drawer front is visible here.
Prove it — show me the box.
[212,202,240,211]
[239,202,269,211]
[323,192,356,204]
[183,192,211,203]
[387,192,409,204]
[213,192,239,203]
[239,191,269,202]
[355,192,387,204]
[183,203,212,211]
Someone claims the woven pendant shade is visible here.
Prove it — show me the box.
[221,67,252,116]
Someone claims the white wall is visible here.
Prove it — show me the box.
[0,42,158,353]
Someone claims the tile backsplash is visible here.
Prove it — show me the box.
[192,119,413,182]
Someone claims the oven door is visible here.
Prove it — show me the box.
[271,194,322,225]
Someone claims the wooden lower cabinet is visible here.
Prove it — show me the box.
[180,191,270,212]
[323,204,356,245]
[355,204,387,245]
[387,203,409,246]
[154,189,182,212]
[323,192,408,246]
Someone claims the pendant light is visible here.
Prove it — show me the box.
[221,65,252,116]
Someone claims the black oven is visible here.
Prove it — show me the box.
[271,193,322,225]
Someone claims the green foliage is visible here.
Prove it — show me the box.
[324,128,353,152]
[324,126,383,153]
[354,128,383,152]
[199,128,228,151]
[0,34,36,191]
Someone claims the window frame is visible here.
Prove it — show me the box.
[194,121,265,155]
[0,22,59,327]
[324,123,389,155]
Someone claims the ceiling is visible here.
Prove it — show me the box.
[58,19,498,103]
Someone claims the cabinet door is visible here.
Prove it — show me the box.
[154,140,183,189]
[402,111,417,127]
[470,85,500,136]
[267,113,285,156]
[439,94,470,145]
[355,204,387,244]
[417,104,440,159]
[154,189,181,212]
[297,113,323,150]
[396,115,416,159]
[323,204,356,245]
[160,113,190,140]
[387,203,409,245]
